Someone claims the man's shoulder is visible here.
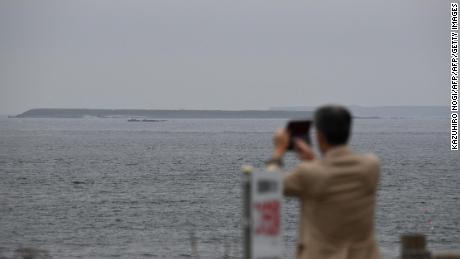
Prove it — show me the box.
[355,152,380,168]
[297,159,323,170]
[295,152,380,174]
[325,151,381,176]
[349,153,381,184]
[295,160,327,178]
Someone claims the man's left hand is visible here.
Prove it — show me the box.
[273,129,289,158]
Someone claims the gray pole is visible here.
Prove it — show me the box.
[242,166,253,259]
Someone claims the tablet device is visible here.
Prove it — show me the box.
[286,120,312,151]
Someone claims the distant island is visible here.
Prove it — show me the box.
[12,108,314,119]
[9,106,450,119]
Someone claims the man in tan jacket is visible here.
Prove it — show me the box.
[267,105,381,259]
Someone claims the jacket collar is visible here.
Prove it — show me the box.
[324,145,352,159]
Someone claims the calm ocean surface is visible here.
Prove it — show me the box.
[0,117,459,258]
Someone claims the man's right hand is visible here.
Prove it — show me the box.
[294,138,315,161]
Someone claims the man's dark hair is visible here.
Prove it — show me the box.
[314,105,352,146]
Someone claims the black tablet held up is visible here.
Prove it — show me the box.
[286,120,312,151]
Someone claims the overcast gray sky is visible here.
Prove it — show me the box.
[0,0,451,114]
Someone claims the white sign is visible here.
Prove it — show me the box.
[251,170,283,259]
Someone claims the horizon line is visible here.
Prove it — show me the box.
[0,105,451,116]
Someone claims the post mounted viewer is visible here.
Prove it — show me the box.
[267,105,381,259]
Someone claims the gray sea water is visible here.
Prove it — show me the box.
[0,117,459,258]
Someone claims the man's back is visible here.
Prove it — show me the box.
[283,146,381,259]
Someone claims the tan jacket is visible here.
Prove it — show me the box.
[283,146,381,259]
